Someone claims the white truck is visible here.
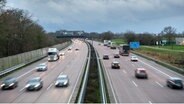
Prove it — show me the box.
[47,48,60,61]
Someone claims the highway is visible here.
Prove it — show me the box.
[0,40,88,103]
[93,41,184,103]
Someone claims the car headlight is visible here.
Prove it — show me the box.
[1,84,5,87]
[9,83,14,86]
[55,81,59,85]
[64,81,68,85]
[25,84,30,88]
[34,84,40,88]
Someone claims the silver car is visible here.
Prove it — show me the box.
[25,77,43,91]
[55,75,69,87]
[36,63,47,71]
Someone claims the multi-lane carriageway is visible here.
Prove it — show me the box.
[0,39,184,103]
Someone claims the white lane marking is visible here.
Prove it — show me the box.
[102,61,118,103]
[17,68,35,79]
[123,70,127,74]
[139,60,171,77]
[19,87,26,92]
[47,83,53,90]
[149,101,152,104]
[155,81,164,88]
[132,81,138,87]
[60,72,63,75]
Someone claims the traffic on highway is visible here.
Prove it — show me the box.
[0,39,183,103]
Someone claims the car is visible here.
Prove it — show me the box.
[167,77,183,89]
[59,52,65,56]
[36,63,47,71]
[25,77,43,91]
[135,68,148,79]
[110,46,116,49]
[131,56,138,61]
[103,54,109,60]
[68,47,72,51]
[55,75,69,87]
[111,61,120,69]
[75,48,79,51]
[1,77,18,90]
[114,53,120,58]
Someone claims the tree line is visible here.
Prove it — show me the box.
[0,0,68,58]
[88,26,184,45]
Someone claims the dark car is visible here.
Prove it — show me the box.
[135,68,148,79]
[25,77,43,91]
[75,48,79,51]
[1,77,18,90]
[114,53,120,58]
[167,77,183,89]
[111,61,120,69]
[110,46,116,49]
[103,54,109,60]
[55,75,69,87]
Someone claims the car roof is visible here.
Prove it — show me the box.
[58,75,68,78]
[30,77,41,81]
[103,54,108,56]
[131,56,137,57]
[39,63,46,66]
[4,77,16,81]
[112,61,119,64]
[169,77,182,81]
[137,68,146,71]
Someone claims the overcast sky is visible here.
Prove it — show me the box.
[7,0,184,33]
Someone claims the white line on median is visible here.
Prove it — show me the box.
[155,81,164,88]
[132,81,138,87]
[139,60,171,77]
[47,83,53,90]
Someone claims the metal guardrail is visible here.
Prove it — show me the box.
[77,41,108,103]
[94,48,108,103]
[0,41,72,77]
[77,42,91,103]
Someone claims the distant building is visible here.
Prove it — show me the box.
[175,38,184,45]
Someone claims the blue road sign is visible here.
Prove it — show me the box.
[130,42,140,49]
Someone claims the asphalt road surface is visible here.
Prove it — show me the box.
[0,40,88,103]
[93,41,184,103]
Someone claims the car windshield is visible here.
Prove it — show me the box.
[48,52,56,55]
[4,78,15,84]
[174,80,182,84]
[139,70,146,73]
[57,77,67,81]
[28,79,40,84]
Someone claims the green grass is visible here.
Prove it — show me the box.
[152,45,184,51]
[112,38,126,45]
[135,46,184,69]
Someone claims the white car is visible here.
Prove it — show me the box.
[131,56,138,61]
[55,75,69,87]
[59,52,65,56]
[36,63,47,71]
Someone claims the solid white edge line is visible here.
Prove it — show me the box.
[101,60,118,103]
[155,81,164,88]
[132,81,138,87]
[139,60,171,77]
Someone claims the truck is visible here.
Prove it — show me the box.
[103,40,108,46]
[47,48,60,61]
[119,44,130,56]
[110,42,116,49]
